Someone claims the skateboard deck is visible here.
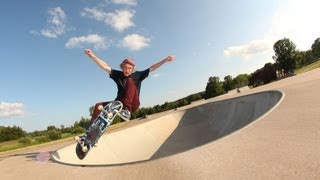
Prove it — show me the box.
[75,101,123,160]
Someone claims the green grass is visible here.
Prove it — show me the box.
[295,59,320,74]
[0,140,23,152]
[0,133,70,152]
[0,122,129,153]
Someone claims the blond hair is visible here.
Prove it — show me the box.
[120,58,136,71]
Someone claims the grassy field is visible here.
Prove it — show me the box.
[0,121,128,153]
[295,59,320,74]
[0,133,74,152]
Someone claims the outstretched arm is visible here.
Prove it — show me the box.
[149,55,175,72]
[84,49,112,74]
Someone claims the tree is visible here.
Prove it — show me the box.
[0,126,26,142]
[72,117,90,133]
[78,117,90,129]
[161,102,174,111]
[47,125,57,131]
[177,99,189,107]
[261,63,277,83]
[311,38,320,59]
[232,74,249,88]
[204,76,225,99]
[294,50,308,68]
[187,93,203,102]
[89,106,95,116]
[154,105,161,113]
[71,126,85,134]
[223,75,233,92]
[304,50,313,64]
[273,38,297,71]
[47,129,62,140]
[249,62,277,87]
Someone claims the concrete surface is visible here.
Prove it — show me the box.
[52,90,284,166]
[0,68,320,180]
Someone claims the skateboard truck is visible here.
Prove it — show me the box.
[98,105,113,119]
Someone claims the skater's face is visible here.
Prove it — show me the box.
[122,64,134,77]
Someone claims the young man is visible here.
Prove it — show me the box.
[84,49,175,122]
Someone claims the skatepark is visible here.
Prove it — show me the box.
[1,68,320,179]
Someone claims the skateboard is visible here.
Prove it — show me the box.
[75,101,123,160]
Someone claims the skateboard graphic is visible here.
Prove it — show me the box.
[75,101,125,160]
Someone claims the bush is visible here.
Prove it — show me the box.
[71,126,85,134]
[111,116,122,125]
[35,136,50,143]
[0,126,26,142]
[18,137,32,145]
[47,129,62,140]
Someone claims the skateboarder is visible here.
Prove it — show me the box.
[84,49,175,123]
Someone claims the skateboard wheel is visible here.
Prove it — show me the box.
[98,105,104,111]
[82,146,88,152]
[107,112,113,119]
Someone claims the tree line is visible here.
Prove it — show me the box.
[204,37,320,99]
[1,37,319,143]
[0,117,90,144]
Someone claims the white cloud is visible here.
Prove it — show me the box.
[40,7,67,38]
[110,0,137,6]
[81,7,106,21]
[224,0,320,59]
[82,8,135,32]
[65,34,108,50]
[224,39,273,59]
[0,102,25,118]
[120,34,150,51]
[106,9,135,32]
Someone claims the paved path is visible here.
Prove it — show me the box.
[1,68,319,179]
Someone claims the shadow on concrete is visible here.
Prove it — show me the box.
[151,90,284,159]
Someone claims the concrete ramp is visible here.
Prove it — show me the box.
[52,90,284,166]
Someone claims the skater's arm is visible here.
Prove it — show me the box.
[149,55,175,72]
[84,49,112,74]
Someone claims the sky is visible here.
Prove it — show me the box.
[1,0,320,132]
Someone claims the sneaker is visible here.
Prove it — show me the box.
[119,108,131,121]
